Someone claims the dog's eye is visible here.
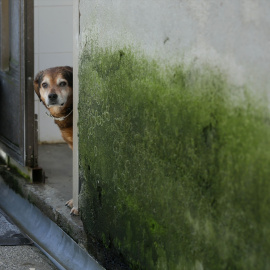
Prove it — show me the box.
[59,81,67,87]
[42,83,48,88]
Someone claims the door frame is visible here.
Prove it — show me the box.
[72,0,79,211]
[0,0,42,181]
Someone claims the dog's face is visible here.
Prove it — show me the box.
[34,66,73,114]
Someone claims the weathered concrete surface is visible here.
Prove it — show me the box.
[0,246,57,270]
[38,144,73,202]
[0,154,86,248]
[0,207,57,270]
[76,1,270,268]
[80,0,270,94]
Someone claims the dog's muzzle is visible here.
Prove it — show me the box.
[47,93,65,107]
[48,93,58,101]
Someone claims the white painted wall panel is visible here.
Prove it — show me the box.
[34,0,73,143]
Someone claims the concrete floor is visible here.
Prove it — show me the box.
[0,246,58,270]
[0,207,57,270]
[38,144,72,202]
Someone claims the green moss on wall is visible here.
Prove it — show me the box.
[78,43,270,269]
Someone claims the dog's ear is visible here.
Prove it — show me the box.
[62,66,73,87]
[33,70,44,101]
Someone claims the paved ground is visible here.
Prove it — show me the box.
[38,144,73,202]
[0,246,58,270]
[0,208,57,270]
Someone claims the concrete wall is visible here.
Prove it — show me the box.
[79,0,270,94]
[77,1,270,269]
[34,0,73,143]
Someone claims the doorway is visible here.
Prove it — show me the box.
[0,0,74,201]
[34,0,73,201]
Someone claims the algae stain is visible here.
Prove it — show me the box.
[78,40,270,270]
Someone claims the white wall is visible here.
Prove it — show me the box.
[79,0,270,97]
[34,0,73,143]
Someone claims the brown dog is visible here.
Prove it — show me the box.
[34,66,77,214]
[34,66,73,149]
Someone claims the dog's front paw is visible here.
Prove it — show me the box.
[65,199,74,208]
[70,207,79,216]
[65,199,79,216]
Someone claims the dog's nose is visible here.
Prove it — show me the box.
[48,93,58,100]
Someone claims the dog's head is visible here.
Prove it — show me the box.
[34,66,73,111]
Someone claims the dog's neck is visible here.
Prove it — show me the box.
[46,108,73,121]
[47,106,73,129]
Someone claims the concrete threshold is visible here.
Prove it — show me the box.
[0,172,104,270]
